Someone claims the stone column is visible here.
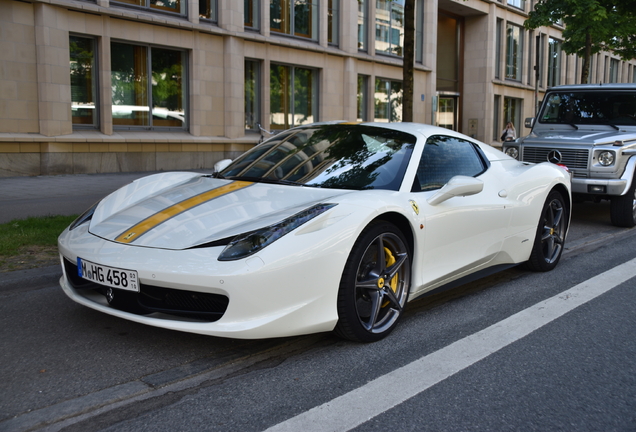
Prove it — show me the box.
[223,36,245,139]
[34,3,72,137]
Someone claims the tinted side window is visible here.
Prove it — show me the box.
[415,135,487,191]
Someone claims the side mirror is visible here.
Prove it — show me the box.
[427,176,484,206]
[524,117,535,129]
[213,159,232,173]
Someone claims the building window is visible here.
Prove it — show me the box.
[505,23,523,81]
[111,42,186,129]
[358,0,367,51]
[113,0,186,15]
[245,60,260,130]
[244,0,259,29]
[527,30,534,86]
[199,0,216,20]
[374,78,402,122]
[537,34,545,87]
[357,75,369,121]
[507,0,525,10]
[415,0,424,63]
[609,58,619,83]
[375,0,404,56]
[70,36,98,128]
[547,37,561,87]
[270,64,317,129]
[503,96,522,133]
[328,0,339,45]
[495,19,502,79]
[493,95,501,140]
[270,0,318,40]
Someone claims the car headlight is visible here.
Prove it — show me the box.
[597,151,615,166]
[218,203,337,261]
[69,202,99,230]
[505,146,519,160]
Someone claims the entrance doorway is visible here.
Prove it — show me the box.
[436,96,458,130]
[436,12,463,132]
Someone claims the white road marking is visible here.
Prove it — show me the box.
[265,257,636,432]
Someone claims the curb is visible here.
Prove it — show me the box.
[0,265,62,293]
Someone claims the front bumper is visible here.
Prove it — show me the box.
[571,177,628,195]
[58,224,348,339]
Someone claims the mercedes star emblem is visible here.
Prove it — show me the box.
[547,150,562,164]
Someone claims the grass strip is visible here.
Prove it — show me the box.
[0,215,78,257]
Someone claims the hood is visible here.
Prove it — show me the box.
[88,173,350,250]
[525,128,636,146]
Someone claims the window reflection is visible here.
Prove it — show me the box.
[200,0,217,20]
[358,0,367,50]
[111,43,149,126]
[221,125,416,191]
[245,60,260,130]
[270,0,317,40]
[358,75,369,122]
[113,0,186,15]
[328,0,339,45]
[375,78,402,122]
[375,0,404,56]
[151,48,185,128]
[111,42,186,129]
[244,0,258,28]
[70,36,97,127]
[270,64,316,130]
[505,24,523,81]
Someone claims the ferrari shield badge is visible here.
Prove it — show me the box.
[409,199,419,215]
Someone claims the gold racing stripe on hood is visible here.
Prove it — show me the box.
[115,181,253,244]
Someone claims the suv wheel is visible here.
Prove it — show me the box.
[610,169,636,228]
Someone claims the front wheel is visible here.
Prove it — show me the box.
[526,190,568,272]
[334,222,411,343]
[610,172,636,228]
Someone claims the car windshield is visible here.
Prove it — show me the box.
[539,91,636,126]
[221,124,416,191]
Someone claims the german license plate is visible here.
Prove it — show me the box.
[77,258,139,292]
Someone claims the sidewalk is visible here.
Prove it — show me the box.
[0,170,213,224]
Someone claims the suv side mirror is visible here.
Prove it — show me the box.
[524,117,535,129]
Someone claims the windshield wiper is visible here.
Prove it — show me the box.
[226,175,305,186]
[568,123,579,130]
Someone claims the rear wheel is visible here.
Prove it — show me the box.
[334,222,411,343]
[610,171,636,228]
[526,190,568,272]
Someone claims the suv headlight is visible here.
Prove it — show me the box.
[597,151,615,166]
[504,146,519,160]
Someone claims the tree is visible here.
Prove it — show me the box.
[524,0,636,84]
[402,0,416,122]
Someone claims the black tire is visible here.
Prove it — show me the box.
[526,190,568,272]
[334,222,411,343]
[610,172,636,228]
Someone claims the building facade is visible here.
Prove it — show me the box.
[1,0,635,177]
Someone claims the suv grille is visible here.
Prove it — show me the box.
[522,147,589,170]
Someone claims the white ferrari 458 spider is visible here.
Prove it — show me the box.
[58,122,571,342]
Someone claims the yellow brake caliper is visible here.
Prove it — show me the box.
[381,247,399,307]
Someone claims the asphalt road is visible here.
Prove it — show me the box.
[1,199,635,431]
